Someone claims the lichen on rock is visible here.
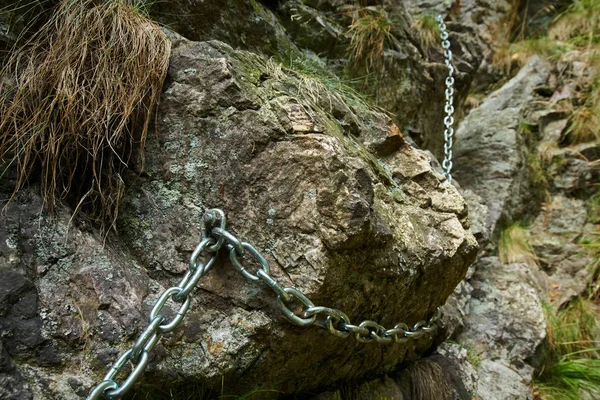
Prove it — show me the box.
[0,19,478,400]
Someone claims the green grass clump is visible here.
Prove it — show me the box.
[264,51,388,136]
[412,14,441,52]
[585,189,600,224]
[535,299,600,399]
[498,222,539,268]
[528,152,550,203]
[549,0,600,43]
[545,299,598,357]
[344,5,399,74]
[272,53,374,113]
[537,358,600,400]
[584,230,600,303]
[508,37,574,64]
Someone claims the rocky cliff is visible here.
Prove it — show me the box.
[0,1,598,400]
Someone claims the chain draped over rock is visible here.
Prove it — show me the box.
[86,209,443,399]
[87,15,456,400]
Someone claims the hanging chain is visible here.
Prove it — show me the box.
[437,15,455,183]
[86,209,443,399]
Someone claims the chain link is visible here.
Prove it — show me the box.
[437,15,456,183]
[86,233,219,400]
[87,209,444,399]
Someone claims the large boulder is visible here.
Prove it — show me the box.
[0,35,478,398]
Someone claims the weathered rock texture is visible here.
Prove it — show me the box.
[4,0,594,399]
[529,195,597,307]
[403,0,512,90]
[275,0,483,162]
[150,0,298,57]
[315,347,478,400]
[0,30,477,400]
[430,32,600,400]
[453,56,551,240]
[458,258,546,395]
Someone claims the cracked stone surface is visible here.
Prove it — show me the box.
[0,35,477,398]
[453,56,551,238]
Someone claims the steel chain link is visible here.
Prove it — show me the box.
[86,235,219,400]
[87,16,453,399]
[87,209,444,399]
[437,15,456,183]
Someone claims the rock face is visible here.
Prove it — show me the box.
[453,56,551,239]
[0,30,478,399]
[275,0,483,162]
[149,0,298,57]
[439,257,546,400]
[529,195,596,307]
[458,257,546,393]
[431,33,600,400]
[403,0,513,90]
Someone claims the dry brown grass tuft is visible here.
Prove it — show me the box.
[549,0,600,42]
[568,105,600,144]
[412,14,441,52]
[345,5,399,74]
[0,0,170,229]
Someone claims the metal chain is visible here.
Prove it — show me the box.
[86,209,444,399]
[86,234,219,400]
[87,19,453,399]
[437,15,455,183]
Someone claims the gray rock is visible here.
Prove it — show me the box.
[529,195,596,307]
[476,360,533,400]
[278,0,483,163]
[547,142,600,198]
[0,342,33,400]
[453,56,551,239]
[150,0,300,57]
[457,257,546,387]
[403,0,511,90]
[540,118,568,143]
[436,256,547,400]
[435,342,478,398]
[0,35,478,398]
[441,280,473,339]
[460,188,491,247]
